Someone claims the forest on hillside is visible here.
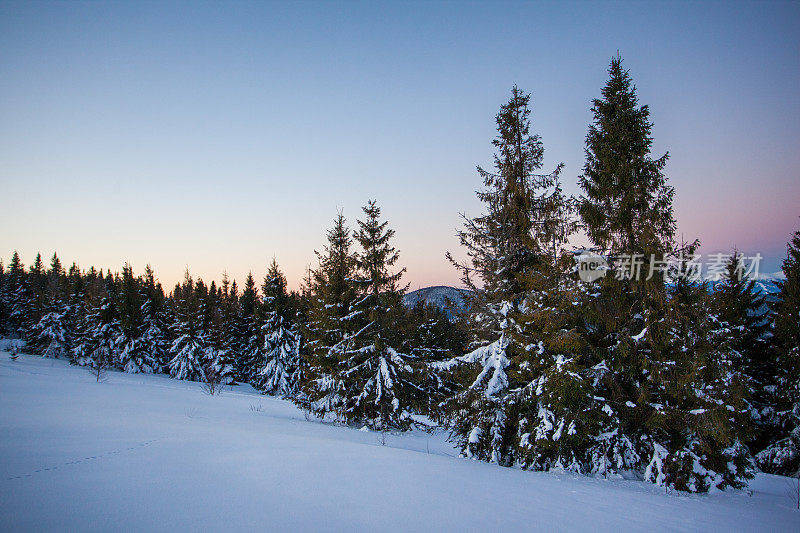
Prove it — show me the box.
[2,57,799,493]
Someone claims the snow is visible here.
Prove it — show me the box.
[1,351,799,532]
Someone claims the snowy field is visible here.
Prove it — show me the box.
[1,350,798,532]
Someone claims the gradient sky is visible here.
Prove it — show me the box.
[1,0,798,291]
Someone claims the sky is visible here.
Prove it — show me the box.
[1,0,798,291]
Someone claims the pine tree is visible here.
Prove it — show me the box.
[758,227,800,476]
[253,259,299,396]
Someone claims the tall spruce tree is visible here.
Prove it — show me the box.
[575,57,750,492]
[577,56,676,480]
[75,296,121,374]
[578,56,675,267]
[24,253,47,346]
[297,212,361,416]
[439,86,565,463]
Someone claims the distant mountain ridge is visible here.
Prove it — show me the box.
[404,275,783,317]
[402,286,471,314]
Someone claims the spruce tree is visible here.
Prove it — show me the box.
[168,271,208,382]
[203,279,234,388]
[575,56,674,479]
[297,212,361,417]
[712,251,773,452]
[139,265,168,372]
[305,202,422,430]
[75,296,121,375]
[30,253,71,358]
[0,259,6,336]
[253,259,299,396]
[219,273,246,383]
[574,57,751,492]
[5,252,28,339]
[439,86,565,463]
[114,265,154,373]
[239,272,260,383]
[578,55,675,266]
[22,253,46,346]
[31,309,70,358]
[758,227,800,476]
[637,253,753,491]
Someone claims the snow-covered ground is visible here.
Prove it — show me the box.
[1,351,798,532]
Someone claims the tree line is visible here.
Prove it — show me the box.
[1,56,798,493]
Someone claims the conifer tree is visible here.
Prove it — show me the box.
[74,296,121,375]
[31,308,70,358]
[322,200,422,430]
[712,252,773,451]
[758,227,800,475]
[573,58,750,492]
[168,271,208,382]
[30,253,71,358]
[253,259,299,396]
[203,280,234,388]
[298,212,362,417]
[238,272,260,383]
[116,264,158,373]
[637,253,753,491]
[578,55,675,266]
[439,86,565,463]
[5,252,28,339]
[0,259,6,336]
[575,56,675,479]
[139,265,168,372]
[219,273,246,383]
[22,252,47,346]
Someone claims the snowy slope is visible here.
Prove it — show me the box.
[1,352,798,532]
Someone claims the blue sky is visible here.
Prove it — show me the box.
[1,0,798,290]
